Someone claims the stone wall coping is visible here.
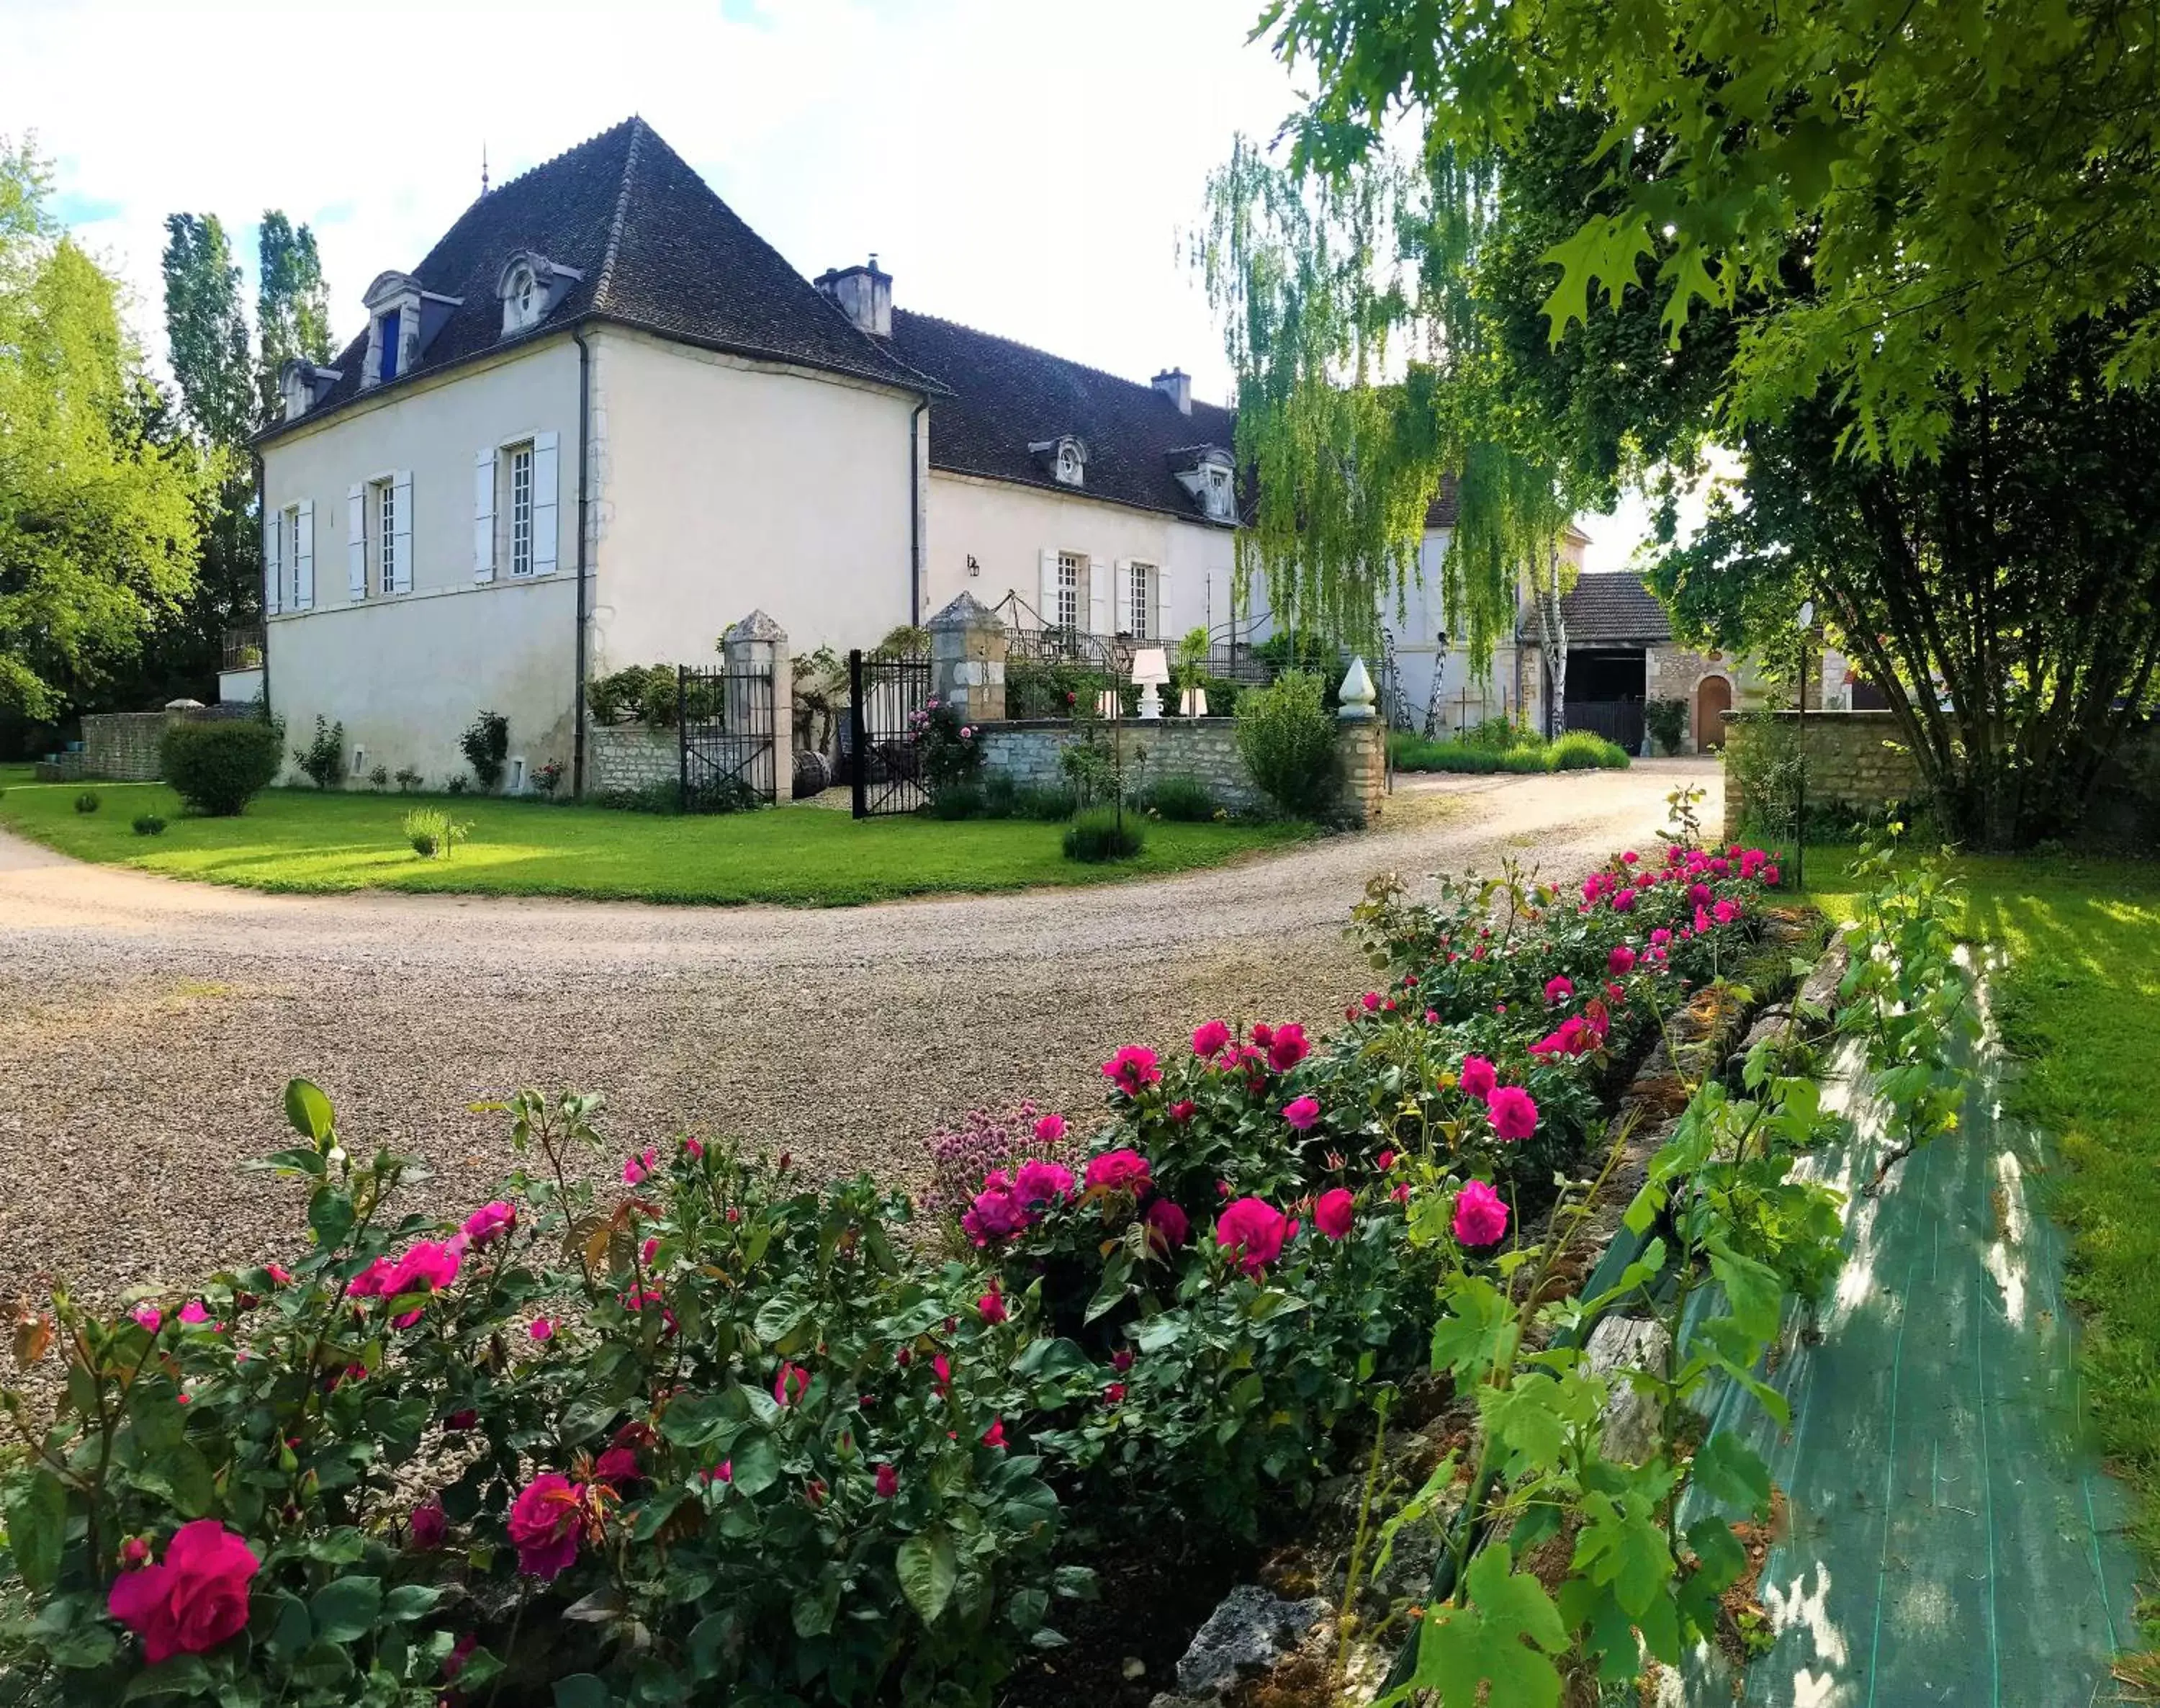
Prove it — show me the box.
[981,716,1240,734]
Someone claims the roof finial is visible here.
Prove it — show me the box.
[480,143,490,197]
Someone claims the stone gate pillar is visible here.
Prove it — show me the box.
[1336,655,1385,828]
[723,609,791,804]
[927,592,1007,724]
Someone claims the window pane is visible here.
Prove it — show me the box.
[377,482,395,593]
[1056,552,1081,630]
[379,308,400,382]
[510,445,534,577]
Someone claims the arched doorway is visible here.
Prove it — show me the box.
[1694,675,1732,752]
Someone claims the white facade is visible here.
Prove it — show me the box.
[586,327,917,669]
[260,336,583,787]
[922,469,1236,646]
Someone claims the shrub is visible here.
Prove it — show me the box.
[1062,805,1144,862]
[445,775,469,795]
[531,758,564,798]
[73,791,99,813]
[1141,773,1219,821]
[1547,730,1631,770]
[366,763,390,792]
[906,698,984,801]
[131,813,166,836]
[1645,696,1688,755]
[1388,734,1500,773]
[402,807,469,859]
[291,715,345,789]
[1007,657,1102,719]
[159,718,283,816]
[459,711,509,791]
[393,765,424,794]
[1235,670,1341,819]
[1058,739,1120,806]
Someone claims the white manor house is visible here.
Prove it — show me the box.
[250,117,1244,793]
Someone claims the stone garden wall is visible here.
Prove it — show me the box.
[1722,709,1923,838]
[80,708,241,781]
[586,725,679,796]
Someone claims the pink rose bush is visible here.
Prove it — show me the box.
[107,1520,258,1663]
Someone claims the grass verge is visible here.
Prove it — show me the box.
[1803,840,2160,1585]
[0,769,1308,907]
[1389,729,1632,773]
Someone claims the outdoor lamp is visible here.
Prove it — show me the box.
[1130,647,1171,720]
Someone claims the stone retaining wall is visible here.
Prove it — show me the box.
[1722,709,1922,839]
[587,724,679,796]
[80,708,240,781]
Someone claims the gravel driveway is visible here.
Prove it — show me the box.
[0,761,1717,1304]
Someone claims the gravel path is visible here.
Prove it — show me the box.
[0,761,1717,1305]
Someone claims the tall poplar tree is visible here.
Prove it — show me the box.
[256,212,333,419]
[160,214,254,446]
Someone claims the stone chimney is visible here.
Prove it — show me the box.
[1153,367,1192,415]
[815,255,893,338]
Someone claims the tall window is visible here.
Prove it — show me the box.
[508,442,535,577]
[377,307,402,382]
[283,504,301,606]
[374,478,397,595]
[1128,562,1153,639]
[1056,552,1081,629]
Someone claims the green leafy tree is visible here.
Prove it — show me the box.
[0,138,207,728]
[160,214,254,447]
[256,211,333,420]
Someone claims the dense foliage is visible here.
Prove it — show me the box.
[157,718,282,817]
[1234,670,1341,819]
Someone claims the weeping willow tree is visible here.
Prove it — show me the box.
[1197,136,1581,724]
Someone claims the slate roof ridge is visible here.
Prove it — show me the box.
[889,307,1229,426]
[590,114,647,313]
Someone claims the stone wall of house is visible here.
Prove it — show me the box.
[1721,709,1923,839]
[587,724,680,796]
[975,714,1387,826]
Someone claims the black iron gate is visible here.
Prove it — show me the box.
[678,662,775,811]
[847,649,931,818]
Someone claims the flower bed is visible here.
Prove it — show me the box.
[0,838,1822,1707]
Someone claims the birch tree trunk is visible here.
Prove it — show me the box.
[1531,563,1567,737]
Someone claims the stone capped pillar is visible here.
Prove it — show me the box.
[722,609,791,804]
[1336,655,1385,827]
[927,591,1008,724]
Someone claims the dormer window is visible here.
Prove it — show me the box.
[496,251,581,338]
[279,360,343,422]
[1030,434,1087,489]
[361,271,463,389]
[1174,447,1237,522]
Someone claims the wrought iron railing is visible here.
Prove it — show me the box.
[221,626,265,672]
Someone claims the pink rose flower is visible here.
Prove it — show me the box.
[1714,899,1740,925]
[1267,1023,1310,1073]
[1191,1019,1231,1058]
[683,1136,704,1160]
[1282,1095,1321,1133]
[265,1264,294,1285]
[1621,850,1639,864]
[961,1185,1030,1246]
[107,1520,259,1664]
[1083,1149,1152,1195]
[978,1287,1007,1325]
[1013,1158,1075,1208]
[1763,863,1781,886]
[1452,1180,1510,1248]
[528,1316,557,1342]
[178,1300,212,1326]
[1487,1086,1539,1143]
[131,1304,161,1334]
[1544,975,1575,1005]
[593,1446,640,1488]
[1143,1198,1189,1253]
[622,1149,656,1186]
[1688,883,1713,909]
[702,1460,732,1486]
[773,1362,810,1407]
[1314,1187,1355,1241]
[1377,1149,1396,1172]
[408,1499,446,1552]
[1612,887,1637,913]
[1112,1349,1134,1373]
[1361,991,1382,1012]
[981,1419,1007,1449]
[1457,1056,1498,1101]
[875,1463,899,1499]
[507,1473,585,1579]
[1213,1197,1299,1277]
[1102,1046,1162,1096]
[1169,1099,1197,1124]
[1033,1113,1067,1147]
[384,1240,462,1308]
[1104,1381,1127,1406]
[461,1201,516,1248]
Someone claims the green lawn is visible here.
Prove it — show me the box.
[0,770,1308,907]
[1802,840,2160,1571]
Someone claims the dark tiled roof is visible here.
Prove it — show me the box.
[1424,475,1459,529]
[1558,572,1674,644]
[886,309,1238,523]
[262,118,932,438]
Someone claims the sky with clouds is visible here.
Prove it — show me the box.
[6,0,1650,568]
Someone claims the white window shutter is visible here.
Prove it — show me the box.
[473,449,497,582]
[263,509,282,617]
[1114,559,1133,635]
[391,470,413,592]
[531,431,559,575]
[1038,549,1060,625]
[1088,558,1109,635]
[347,485,366,601]
[1155,562,1173,640]
[294,500,315,610]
